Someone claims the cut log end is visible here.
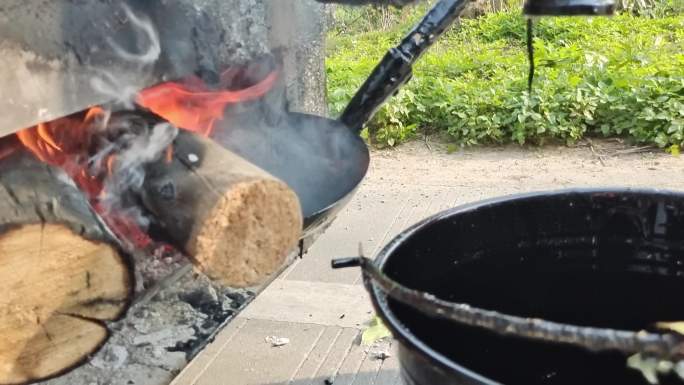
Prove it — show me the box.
[143,130,303,288]
[191,179,303,287]
[0,223,131,385]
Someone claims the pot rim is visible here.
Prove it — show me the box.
[368,187,684,385]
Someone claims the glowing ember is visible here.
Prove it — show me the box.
[137,69,278,136]
[92,202,153,249]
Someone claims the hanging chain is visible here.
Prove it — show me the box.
[526,17,535,93]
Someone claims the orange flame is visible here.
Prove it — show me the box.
[10,67,277,250]
[16,107,104,165]
[12,107,153,247]
[137,70,278,137]
[16,108,104,196]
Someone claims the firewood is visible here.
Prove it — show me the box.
[0,150,133,385]
[142,131,303,287]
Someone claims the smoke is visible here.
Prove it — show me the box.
[93,117,178,228]
[213,90,367,219]
[83,4,175,244]
[81,2,366,244]
[105,3,161,65]
[89,70,142,110]
[90,3,162,108]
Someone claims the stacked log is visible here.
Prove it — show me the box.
[0,150,132,384]
[0,119,303,383]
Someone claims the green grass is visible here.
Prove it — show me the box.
[327,10,684,148]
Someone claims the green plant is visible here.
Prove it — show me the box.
[617,0,684,18]
[328,1,433,36]
[368,90,419,147]
[327,8,684,147]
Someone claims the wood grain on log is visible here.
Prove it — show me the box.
[0,151,133,385]
[142,131,303,288]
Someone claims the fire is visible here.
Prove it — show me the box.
[16,111,96,165]
[9,66,278,250]
[16,108,103,193]
[137,69,278,136]
[12,107,152,248]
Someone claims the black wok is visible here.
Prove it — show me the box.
[212,111,369,236]
[212,0,464,238]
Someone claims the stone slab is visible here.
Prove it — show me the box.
[239,280,374,329]
[191,319,326,385]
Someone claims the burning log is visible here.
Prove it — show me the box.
[0,148,133,385]
[10,102,303,289]
[142,130,303,287]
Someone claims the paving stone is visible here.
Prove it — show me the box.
[171,319,248,385]
[239,280,373,329]
[284,185,410,284]
[192,319,325,385]
[289,327,343,383]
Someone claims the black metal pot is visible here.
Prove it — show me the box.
[352,189,684,385]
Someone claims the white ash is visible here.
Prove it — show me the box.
[132,327,193,347]
[27,1,326,384]
[38,270,252,385]
[131,248,187,289]
[89,345,128,370]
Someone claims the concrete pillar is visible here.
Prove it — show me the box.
[267,0,328,116]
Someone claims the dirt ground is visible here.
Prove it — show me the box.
[366,138,684,196]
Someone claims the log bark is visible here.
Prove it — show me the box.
[0,150,133,385]
[142,131,303,288]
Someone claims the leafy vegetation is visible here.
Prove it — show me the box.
[327,7,684,147]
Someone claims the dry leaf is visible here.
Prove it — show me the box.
[361,316,391,345]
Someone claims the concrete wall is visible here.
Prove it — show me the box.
[0,0,328,137]
[268,0,328,116]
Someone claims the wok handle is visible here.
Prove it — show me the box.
[339,0,469,133]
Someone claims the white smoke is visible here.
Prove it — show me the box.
[95,119,178,228]
[90,2,162,107]
[105,3,161,65]
[89,70,141,110]
[83,3,175,239]
[214,97,364,219]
